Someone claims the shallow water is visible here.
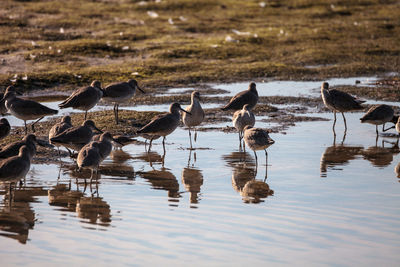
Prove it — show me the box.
[1,80,400,266]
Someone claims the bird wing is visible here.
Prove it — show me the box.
[103,82,131,98]
[51,126,92,144]
[10,98,57,116]
[222,91,256,110]
[329,89,363,110]
[0,157,29,180]
[138,114,176,134]
[59,87,100,109]
[0,141,23,158]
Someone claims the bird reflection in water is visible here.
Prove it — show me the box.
[48,183,112,227]
[139,168,181,205]
[134,150,166,168]
[223,151,274,204]
[320,134,363,177]
[76,196,111,227]
[181,149,203,206]
[0,188,38,244]
[361,140,399,168]
[394,162,400,180]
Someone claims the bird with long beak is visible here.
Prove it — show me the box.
[102,79,145,124]
[137,103,190,152]
[50,120,103,156]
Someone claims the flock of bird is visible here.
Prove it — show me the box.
[0,79,399,199]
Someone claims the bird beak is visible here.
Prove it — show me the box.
[112,138,124,146]
[137,85,145,94]
[94,127,103,134]
[180,107,191,115]
[36,139,54,148]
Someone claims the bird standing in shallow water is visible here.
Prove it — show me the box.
[102,79,145,124]
[221,82,258,111]
[243,125,274,167]
[77,142,101,184]
[182,91,205,149]
[233,104,255,148]
[0,118,10,140]
[0,145,31,202]
[320,82,364,132]
[59,80,103,120]
[2,91,58,134]
[360,104,397,135]
[137,103,190,152]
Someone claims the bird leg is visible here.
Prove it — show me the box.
[376,125,379,135]
[113,103,118,124]
[162,136,166,155]
[84,110,88,120]
[383,125,395,132]
[24,120,28,134]
[254,151,258,168]
[189,128,193,149]
[332,111,337,132]
[194,127,198,142]
[31,116,44,132]
[90,169,94,185]
[264,149,269,168]
[116,104,119,124]
[341,112,347,131]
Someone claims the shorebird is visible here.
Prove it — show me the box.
[50,120,102,155]
[0,134,38,160]
[0,85,21,115]
[221,82,258,111]
[0,145,31,199]
[320,82,364,132]
[360,104,397,135]
[232,104,255,146]
[48,116,73,156]
[182,91,205,149]
[0,118,10,140]
[137,103,190,152]
[77,142,101,183]
[102,79,145,124]
[243,125,275,167]
[59,80,103,120]
[2,91,58,133]
[90,132,120,160]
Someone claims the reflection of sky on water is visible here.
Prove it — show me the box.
[1,79,400,266]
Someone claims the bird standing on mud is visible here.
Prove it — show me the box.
[320,82,364,132]
[50,120,102,156]
[59,80,103,120]
[102,79,145,124]
[221,82,258,111]
[2,91,58,134]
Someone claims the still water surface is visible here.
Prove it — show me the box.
[1,80,400,266]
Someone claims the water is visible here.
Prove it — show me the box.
[1,79,400,266]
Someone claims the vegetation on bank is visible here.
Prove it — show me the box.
[0,0,399,92]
